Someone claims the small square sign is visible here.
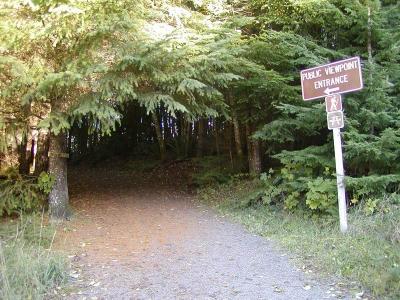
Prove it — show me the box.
[325,94,342,112]
[327,111,344,130]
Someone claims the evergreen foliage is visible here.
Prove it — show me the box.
[248,0,400,213]
[0,0,399,216]
[0,168,53,216]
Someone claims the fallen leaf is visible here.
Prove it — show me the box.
[355,291,364,299]
[69,272,80,279]
[273,285,284,293]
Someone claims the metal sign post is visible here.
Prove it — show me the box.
[325,94,347,232]
[332,127,348,233]
[300,57,364,233]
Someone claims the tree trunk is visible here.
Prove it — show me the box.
[162,109,171,142]
[232,114,243,158]
[226,91,243,158]
[18,132,29,174]
[78,119,89,158]
[34,130,50,175]
[250,139,262,174]
[183,117,191,157]
[367,6,373,66]
[246,123,261,175]
[196,118,205,157]
[214,118,220,156]
[18,104,31,174]
[48,132,69,221]
[151,111,166,161]
[27,137,35,172]
[224,122,234,168]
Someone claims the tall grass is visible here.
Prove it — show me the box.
[0,214,67,300]
[199,180,400,299]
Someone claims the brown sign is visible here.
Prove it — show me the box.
[325,94,342,113]
[327,111,344,130]
[301,57,363,101]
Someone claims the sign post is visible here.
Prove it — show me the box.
[300,57,363,233]
[332,127,348,233]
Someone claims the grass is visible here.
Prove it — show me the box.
[0,214,67,300]
[199,179,400,300]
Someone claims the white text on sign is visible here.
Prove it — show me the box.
[301,60,359,81]
[300,57,363,101]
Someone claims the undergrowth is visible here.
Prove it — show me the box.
[190,156,240,187]
[199,178,400,300]
[0,168,54,216]
[0,214,67,300]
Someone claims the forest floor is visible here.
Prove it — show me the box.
[54,161,350,299]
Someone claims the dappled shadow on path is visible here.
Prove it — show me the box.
[54,161,349,299]
[57,161,198,261]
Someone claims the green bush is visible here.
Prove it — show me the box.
[247,147,400,215]
[0,168,54,216]
[305,177,337,214]
[236,163,339,214]
[346,175,400,204]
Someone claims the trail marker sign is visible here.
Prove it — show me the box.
[325,94,342,112]
[300,57,365,233]
[327,111,344,130]
[300,57,363,101]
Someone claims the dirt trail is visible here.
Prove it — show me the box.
[55,164,349,299]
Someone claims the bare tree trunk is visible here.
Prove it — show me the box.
[246,123,261,175]
[251,139,262,174]
[27,137,35,172]
[162,109,171,143]
[214,118,220,156]
[151,111,166,161]
[196,118,205,157]
[17,104,31,174]
[183,118,191,157]
[232,114,243,158]
[18,132,29,174]
[228,123,234,169]
[48,131,69,221]
[78,119,89,158]
[226,90,243,158]
[367,5,373,65]
[34,130,50,175]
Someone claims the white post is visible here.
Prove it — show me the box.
[332,128,348,233]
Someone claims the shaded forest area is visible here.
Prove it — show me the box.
[1,0,399,219]
[1,1,400,299]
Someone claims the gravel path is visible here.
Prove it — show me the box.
[55,166,349,300]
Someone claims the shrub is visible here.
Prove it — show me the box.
[247,147,400,215]
[0,168,54,216]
